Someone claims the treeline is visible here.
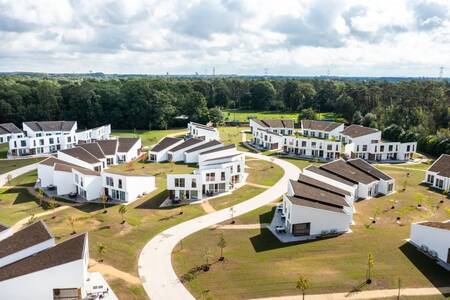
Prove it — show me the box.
[0,77,448,155]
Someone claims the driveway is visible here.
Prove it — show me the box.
[138,152,301,300]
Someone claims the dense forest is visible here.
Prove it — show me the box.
[0,77,448,156]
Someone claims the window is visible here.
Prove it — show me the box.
[357,145,360,152]
[324,133,329,139]
[311,142,316,148]
[20,140,26,147]
[380,145,384,152]
[407,145,411,151]
[39,139,44,146]
[221,172,225,180]
[427,174,434,183]
[388,183,394,192]
[120,191,125,201]
[237,165,241,172]
[106,177,114,187]
[36,133,42,137]
[388,145,393,151]
[327,144,332,151]
[192,179,197,188]
[80,177,84,187]
[436,179,444,189]
[362,145,367,151]
[206,173,215,181]
[49,138,54,144]
[118,179,123,189]
[175,178,185,187]
[301,141,306,147]
[67,136,71,143]
[75,174,79,183]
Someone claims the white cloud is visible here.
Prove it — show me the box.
[0,0,449,76]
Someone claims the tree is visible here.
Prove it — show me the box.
[249,81,276,110]
[96,243,107,262]
[298,108,317,122]
[296,275,311,300]
[383,124,404,141]
[363,113,378,128]
[118,204,127,224]
[48,197,57,217]
[100,194,108,213]
[208,107,224,126]
[366,253,374,284]
[27,214,37,225]
[217,233,227,260]
[36,188,45,207]
[67,216,77,234]
[352,111,363,125]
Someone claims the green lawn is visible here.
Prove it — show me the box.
[0,143,8,158]
[112,128,186,147]
[172,165,450,300]
[0,157,43,175]
[223,110,345,123]
[7,170,38,187]
[246,159,284,186]
[217,126,250,152]
[0,188,47,225]
[210,186,266,211]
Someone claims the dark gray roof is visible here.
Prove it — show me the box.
[202,153,242,163]
[428,154,450,178]
[191,122,216,132]
[97,139,118,156]
[24,121,76,132]
[0,224,9,233]
[60,147,100,164]
[185,140,222,153]
[290,179,349,207]
[347,158,392,181]
[253,119,294,129]
[286,196,345,214]
[199,144,235,155]
[256,128,283,136]
[320,160,378,185]
[305,165,355,186]
[341,124,379,138]
[117,137,140,153]
[301,120,342,132]
[169,138,203,152]
[0,233,86,282]
[419,221,450,231]
[298,174,351,196]
[0,221,52,259]
[76,142,106,159]
[151,137,183,152]
[54,163,100,176]
[0,123,22,135]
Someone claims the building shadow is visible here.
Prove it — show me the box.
[399,242,450,297]
[135,190,170,210]
[258,206,276,224]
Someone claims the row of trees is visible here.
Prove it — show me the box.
[0,76,448,155]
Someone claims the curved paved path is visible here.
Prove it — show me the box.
[138,152,300,300]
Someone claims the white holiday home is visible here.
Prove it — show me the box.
[184,140,223,163]
[424,154,450,192]
[188,122,220,141]
[0,221,117,300]
[76,124,111,143]
[409,221,450,269]
[0,123,23,144]
[253,128,284,150]
[282,175,353,237]
[300,120,344,140]
[167,138,208,162]
[249,118,295,136]
[283,136,341,160]
[148,137,184,162]
[103,170,155,203]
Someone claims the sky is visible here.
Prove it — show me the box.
[0,0,449,77]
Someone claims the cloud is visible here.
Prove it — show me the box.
[412,0,449,30]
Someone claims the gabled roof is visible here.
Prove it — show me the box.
[286,196,346,214]
[289,179,349,208]
[202,153,242,163]
[347,158,392,181]
[298,174,351,196]
[256,128,283,136]
[97,139,118,156]
[24,121,76,132]
[340,124,379,138]
[418,221,450,231]
[169,138,203,152]
[0,224,9,233]
[151,137,183,152]
[54,163,100,176]
[39,157,81,168]
[0,221,52,259]
[59,147,100,164]
[428,154,450,178]
[253,119,294,129]
[185,140,222,153]
[305,165,355,187]
[77,142,106,159]
[301,120,343,132]
[0,233,86,282]
[190,122,216,132]
[319,159,378,185]
[0,123,22,135]
[199,144,235,155]
[117,137,140,153]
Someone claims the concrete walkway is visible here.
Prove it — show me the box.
[200,200,216,213]
[250,286,450,300]
[0,162,39,187]
[246,182,272,189]
[212,223,269,229]
[89,259,141,285]
[138,152,301,300]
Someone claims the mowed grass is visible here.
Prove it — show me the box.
[0,143,8,158]
[172,165,450,300]
[112,128,186,147]
[210,186,266,211]
[217,126,250,152]
[7,170,38,187]
[223,110,346,123]
[245,159,284,186]
[0,188,47,225]
[0,157,43,174]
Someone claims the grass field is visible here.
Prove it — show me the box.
[223,110,346,123]
[246,159,284,186]
[112,128,186,147]
[172,164,450,300]
[0,143,8,158]
[0,157,43,175]
[7,170,38,186]
[0,187,47,225]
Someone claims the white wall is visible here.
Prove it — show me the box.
[0,228,12,241]
[185,143,223,164]
[102,172,155,204]
[54,170,76,196]
[410,223,450,262]
[37,164,55,187]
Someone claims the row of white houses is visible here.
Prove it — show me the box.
[0,121,111,157]
[0,221,117,300]
[280,158,395,237]
[249,119,416,162]
[37,137,155,204]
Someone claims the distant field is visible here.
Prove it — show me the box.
[112,128,186,147]
[0,158,43,175]
[0,143,8,158]
[223,110,346,123]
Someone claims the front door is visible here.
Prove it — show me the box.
[292,223,311,236]
[104,188,109,196]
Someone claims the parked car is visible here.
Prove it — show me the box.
[275,226,286,233]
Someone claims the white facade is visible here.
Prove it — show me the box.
[73,169,103,201]
[300,121,344,140]
[103,171,155,204]
[184,142,223,164]
[76,125,111,143]
[410,221,450,266]
[148,139,184,162]
[249,118,294,136]
[168,140,209,162]
[117,138,141,163]
[253,129,283,150]
[424,154,450,191]
[283,136,341,160]
[188,122,220,141]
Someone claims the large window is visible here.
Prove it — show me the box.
[206,173,215,181]
[192,178,197,188]
[118,179,123,189]
[221,172,225,181]
[106,176,114,187]
[175,178,185,187]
